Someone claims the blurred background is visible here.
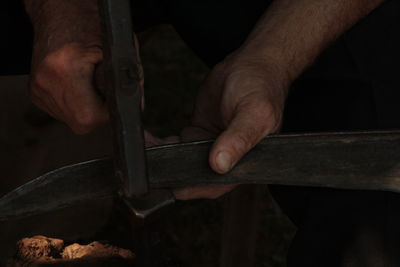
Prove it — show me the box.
[0,25,294,266]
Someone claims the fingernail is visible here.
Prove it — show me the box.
[216,151,233,173]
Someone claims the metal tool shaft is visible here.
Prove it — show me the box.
[99,0,148,198]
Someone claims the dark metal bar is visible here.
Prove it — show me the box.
[98,0,148,198]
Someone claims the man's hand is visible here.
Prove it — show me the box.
[174,54,288,200]
[174,0,384,200]
[25,0,110,134]
[25,0,384,201]
[30,44,108,134]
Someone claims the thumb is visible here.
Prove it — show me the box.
[209,101,279,174]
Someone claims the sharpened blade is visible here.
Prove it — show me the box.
[2,131,400,221]
[0,159,117,221]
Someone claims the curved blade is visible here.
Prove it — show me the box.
[2,131,400,221]
[0,158,117,221]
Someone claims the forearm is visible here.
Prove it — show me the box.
[239,0,385,83]
[24,0,102,56]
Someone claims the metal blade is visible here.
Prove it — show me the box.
[2,131,400,221]
[0,159,117,221]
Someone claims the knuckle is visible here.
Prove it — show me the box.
[30,72,52,93]
[249,100,282,134]
[74,111,96,128]
[259,104,282,133]
[70,108,103,134]
[40,46,87,76]
[233,131,254,155]
[30,58,67,93]
[42,53,70,78]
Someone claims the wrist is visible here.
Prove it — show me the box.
[25,0,102,57]
[225,48,292,93]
